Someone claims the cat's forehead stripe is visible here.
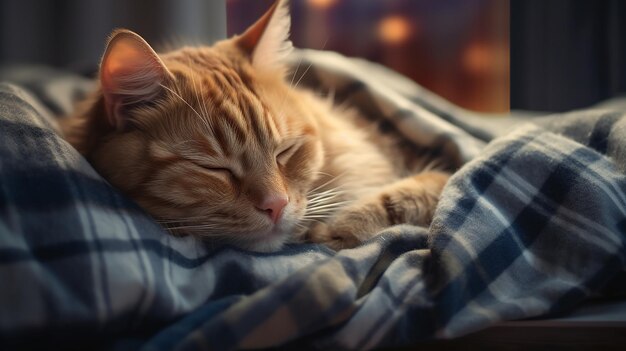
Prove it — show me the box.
[210,73,235,102]
[266,109,281,139]
[220,99,249,135]
[196,136,220,158]
[170,52,285,161]
[211,119,233,157]
[231,89,260,142]
[206,61,278,142]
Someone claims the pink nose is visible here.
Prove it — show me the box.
[256,195,288,224]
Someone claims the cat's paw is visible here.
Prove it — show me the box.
[306,202,386,250]
[306,171,450,250]
[306,222,362,251]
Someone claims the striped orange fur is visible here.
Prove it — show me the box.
[62,0,451,251]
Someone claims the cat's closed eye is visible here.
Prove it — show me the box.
[276,144,297,165]
[199,165,236,180]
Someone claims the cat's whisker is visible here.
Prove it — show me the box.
[187,57,214,138]
[299,217,325,225]
[292,63,312,90]
[313,171,333,178]
[185,55,216,135]
[200,96,215,134]
[305,210,343,218]
[307,198,342,209]
[308,195,340,205]
[307,198,344,209]
[292,37,327,91]
[306,201,351,213]
[309,187,348,197]
[275,55,305,113]
[307,171,349,194]
[307,203,345,214]
[295,222,308,229]
[302,213,334,219]
[308,186,348,198]
[160,84,213,134]
[289,56,304,89]
[307,191,347,205]
[304,199,348,214]
[308,190,342,200]
[308,181,335,195]
[186,57,203,109]
[305,211,335,217]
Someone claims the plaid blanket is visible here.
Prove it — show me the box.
[1,51,625,350]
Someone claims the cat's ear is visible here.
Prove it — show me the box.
[236,0,293,71]
[99,29,172,129]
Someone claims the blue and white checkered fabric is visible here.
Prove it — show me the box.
[1,51,625,350]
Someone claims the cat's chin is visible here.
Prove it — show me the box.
[234,213,303,252]
[225,220,295,252]
[238,230,289,253]
[245,236,287,253]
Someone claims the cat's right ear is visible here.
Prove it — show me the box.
[99,29,172,129]
[236,0,292,72]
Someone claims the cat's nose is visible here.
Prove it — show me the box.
[256,194,288,224]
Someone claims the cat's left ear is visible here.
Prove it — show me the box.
[99,29,173,130]
[236,0,293,71]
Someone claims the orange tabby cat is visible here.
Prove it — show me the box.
[61,0,450,252]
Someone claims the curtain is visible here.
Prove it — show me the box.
[511,0,626,111]
[0,0,226,73]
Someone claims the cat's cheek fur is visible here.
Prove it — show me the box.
[90,133,150,193]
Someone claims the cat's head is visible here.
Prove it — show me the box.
[86,0,324,251]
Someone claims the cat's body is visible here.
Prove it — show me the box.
[61,0,450,252]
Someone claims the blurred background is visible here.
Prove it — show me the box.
[0,0,509,113]
[4,1,626,114]
[0,0,227,72]
[229,0,510,113]
[511,0,626,112]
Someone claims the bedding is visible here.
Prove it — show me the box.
[0,50,625,350]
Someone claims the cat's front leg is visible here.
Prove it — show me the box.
[307,171,449,250]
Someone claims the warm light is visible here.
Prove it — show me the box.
[307,0,338,10]
[377,16,413,45]
[463,43,492,74]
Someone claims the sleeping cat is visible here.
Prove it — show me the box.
[61,0,450,252]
